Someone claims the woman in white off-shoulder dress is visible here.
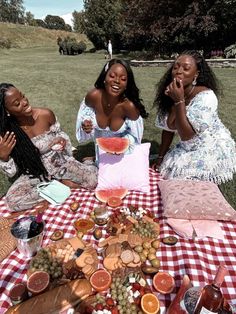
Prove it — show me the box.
[0,83,98,211]
[76,59,148,159]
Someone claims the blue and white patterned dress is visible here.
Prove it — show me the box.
[155,90,236,184]
[76,98,144,157]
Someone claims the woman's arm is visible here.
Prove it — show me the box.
[76,98,96,143]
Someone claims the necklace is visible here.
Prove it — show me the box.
[185,85,195,101]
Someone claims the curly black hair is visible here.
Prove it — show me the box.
[0,83,48,180]
[153,50,221,116]
[95,58,148,118]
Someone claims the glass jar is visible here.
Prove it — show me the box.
[9,283,28,305]
[94,205,109,225]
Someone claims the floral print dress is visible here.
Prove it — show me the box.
[155,90,236,184]
[0,121,98,211]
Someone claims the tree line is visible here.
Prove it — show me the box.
[76,0,236,56]
[1,0,236,56]
[0,0,72,31]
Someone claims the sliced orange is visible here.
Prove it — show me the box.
[141,293,160,314]
[89,268,112,292]
[107,196,122,207]
[153,271,175,294]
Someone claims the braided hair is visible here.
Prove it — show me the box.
[0,83,48,180]
[95,59,149,119]
[153,50,221,116]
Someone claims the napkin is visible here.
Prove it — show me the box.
[166,218,225,240]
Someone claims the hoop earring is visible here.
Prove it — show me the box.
[7,112,10,116]
[192,77,197,86]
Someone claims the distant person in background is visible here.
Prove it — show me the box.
[0,83,98,211]
[107,39,112,59]
[153,50,236,184]
[76,59,148,160]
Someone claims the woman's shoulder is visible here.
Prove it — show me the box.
[122,99,140,120]
[85,88,101,107]
[33,107,56,124]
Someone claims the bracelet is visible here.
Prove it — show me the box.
[174,99,185,106]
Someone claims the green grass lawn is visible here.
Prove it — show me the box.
[0,47,235,208]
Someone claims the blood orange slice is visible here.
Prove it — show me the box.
[153,271,175,294]
[27,271,50,295]
[89,268,111,292]
[107,196,122,207]
[141,293,160,314]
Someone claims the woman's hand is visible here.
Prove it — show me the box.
[50,137,66,151]
[0,131,16,161]
[82,119,93,134]
[151,156,163,172]
[165,78,185,103]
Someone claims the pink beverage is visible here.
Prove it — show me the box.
[193,265,227,314]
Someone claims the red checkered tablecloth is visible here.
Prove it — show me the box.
[0,169,236,313]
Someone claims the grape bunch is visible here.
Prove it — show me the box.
[131,221,158,239]
[30,248,63,280]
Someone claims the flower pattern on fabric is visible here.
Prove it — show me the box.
[1,121,98,211]
[156,90,236,184]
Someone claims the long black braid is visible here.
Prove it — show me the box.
[0,83,48,180]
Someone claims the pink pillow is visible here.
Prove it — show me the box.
[158,180,236,221]
[96,143,150,193]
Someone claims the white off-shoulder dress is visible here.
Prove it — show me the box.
[0,121,98,211]
[76,98,144,157]
[155,90,236,184]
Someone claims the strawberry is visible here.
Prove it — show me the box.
[111,307,119,314]
[95,303,104,310]
[106,297,115,307]
[132,282,141,291]
[85,305,94,314]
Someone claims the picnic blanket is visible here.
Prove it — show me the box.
[0,169,236,313]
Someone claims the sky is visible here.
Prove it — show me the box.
[24,0,84,25]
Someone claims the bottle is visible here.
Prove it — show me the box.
[28,211,44,238]
[193,265,227,314]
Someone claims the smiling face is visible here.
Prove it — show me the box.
[104,63,128,96]
[4,87,32,118]
[172,55,199,87]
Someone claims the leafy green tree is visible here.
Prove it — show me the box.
[0,0,24,23]
[44,15,66,30]
[25,11,35,26]
[72,10,86,33]
[83,0,124,50]
[121,0,236,54]
[34,19,47,28]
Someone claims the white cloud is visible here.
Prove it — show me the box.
[61,13,73,27]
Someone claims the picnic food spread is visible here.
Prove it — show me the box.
[0,171,235,314]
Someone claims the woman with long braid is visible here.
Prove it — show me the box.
[0,83,98,211]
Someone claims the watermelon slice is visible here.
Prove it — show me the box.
[95,188,128,203]
[96,137,129,154]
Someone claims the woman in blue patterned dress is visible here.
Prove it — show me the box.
[76,59,148,159]
[153,50,236,184]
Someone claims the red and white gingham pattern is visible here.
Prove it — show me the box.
[0,169,236,313]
